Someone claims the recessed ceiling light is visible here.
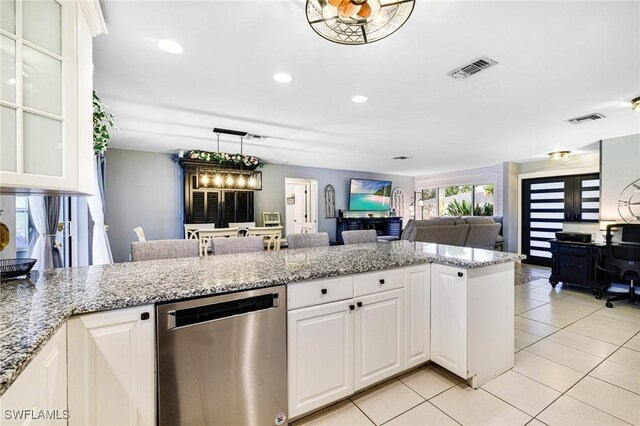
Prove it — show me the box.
[158,40,183,54]
[273,73,293,83]
[351,95,368,104]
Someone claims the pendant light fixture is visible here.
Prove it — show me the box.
[197,129,263,191]
[306,0,415,45]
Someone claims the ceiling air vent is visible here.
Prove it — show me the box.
[447,56,498,80]
[393,156,411,160]
[568,113,606,124]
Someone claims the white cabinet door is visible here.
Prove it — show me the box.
[68,305,155,426]
[0,325,67,426]
[404,264,430,369]
[0,0,99,194]
[430,264,468,379]
[354,288,404,391]
[288,299,354,419]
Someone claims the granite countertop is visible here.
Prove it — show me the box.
[0,240,523,397]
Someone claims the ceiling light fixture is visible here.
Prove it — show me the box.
[273,73,293,83]
[157,40,183,54]
[306,0,415,45]
[632,96,640,112]
[351,95,368,103]
[548,151,571,160]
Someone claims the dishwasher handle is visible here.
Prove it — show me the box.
[167,292,279,330]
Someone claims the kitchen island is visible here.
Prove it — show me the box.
[0,241,523,424]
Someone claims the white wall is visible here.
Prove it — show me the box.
[600,134,640,222]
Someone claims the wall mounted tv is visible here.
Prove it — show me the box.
[349,178,392,211]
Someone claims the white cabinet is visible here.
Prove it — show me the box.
[68,305,155,426]
[0,325,67,426]
[287,299,354,419]
[288,269,406,419]
[430,264,468,378]
[404,264,430,369]
[430,262,515,388]
[354,288,403,391]
[0,0,104,194]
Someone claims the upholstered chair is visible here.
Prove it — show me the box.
[131,239,199,262]
[286,232,330,249]
[212,236,265,255]
[342,230,378,245]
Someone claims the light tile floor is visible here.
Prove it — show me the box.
[293,278,640,426]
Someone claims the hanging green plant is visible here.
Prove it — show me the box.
[93,90,117,154]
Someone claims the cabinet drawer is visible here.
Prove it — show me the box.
[288,276,354,310]
[558,245,588,257]
[354,268,404,297]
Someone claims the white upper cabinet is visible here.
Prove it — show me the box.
[0,0,106,194]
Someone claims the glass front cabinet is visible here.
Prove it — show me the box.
[0,0,105,194]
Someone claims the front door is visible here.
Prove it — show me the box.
[521,173,600,266]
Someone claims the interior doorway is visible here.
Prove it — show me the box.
[285,178,318,235]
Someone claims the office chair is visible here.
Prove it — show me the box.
[598,223,640,308]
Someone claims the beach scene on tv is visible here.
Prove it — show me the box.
[349,179,392,211]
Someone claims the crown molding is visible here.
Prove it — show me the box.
[79,0,108,36]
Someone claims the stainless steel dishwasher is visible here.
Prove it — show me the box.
[157,286,287,426]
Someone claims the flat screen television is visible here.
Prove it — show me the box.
[349,178,392,211]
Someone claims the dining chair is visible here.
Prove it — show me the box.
[212,236,265,255]
[287,232,330,249]
[133,226,146,242]
[199,228,240,257]
[248,226,283,251]
[184,223,215,240]
[131,239,199,261]
[342,230,378,245]
[229,222,257,236]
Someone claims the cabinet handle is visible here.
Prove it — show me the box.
[321,288,327,295]
[457,272,464,278]
[379,279,385,285]
[140,312,150,321]
[357,301,363,308]
[349,304,355,311]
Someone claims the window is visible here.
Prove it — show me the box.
[419,184,495,217]
[15,195,31,253]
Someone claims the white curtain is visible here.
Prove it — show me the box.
[87,155,113,265]
[27,196,48,271]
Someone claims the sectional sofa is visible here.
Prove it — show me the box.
[401,216,503,249]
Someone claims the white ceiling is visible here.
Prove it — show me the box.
[93,0,640,176]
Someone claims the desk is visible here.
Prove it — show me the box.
[549,240,608,297]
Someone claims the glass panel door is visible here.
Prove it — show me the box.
[522,177,566,266]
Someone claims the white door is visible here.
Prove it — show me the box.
[404,265,431,369]
[285,178,318,235]
[68,305,155,426]
[431,264,468,378]
[288,299,354,419]
[354,288,404,391]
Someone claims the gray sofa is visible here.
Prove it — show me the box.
[401,216,502,249]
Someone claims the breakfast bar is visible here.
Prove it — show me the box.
[0,241,523,424]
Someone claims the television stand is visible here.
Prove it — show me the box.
[336,217,403,245]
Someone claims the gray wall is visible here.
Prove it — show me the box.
[255,163,415,242]
[104,149,414,262]
[105,149,182,263]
